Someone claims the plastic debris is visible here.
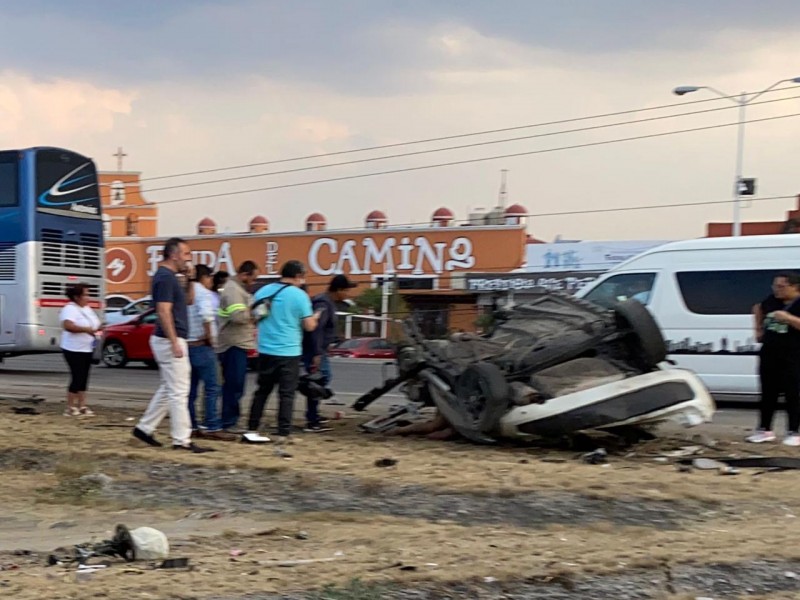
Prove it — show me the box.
[130,527,169,561]
[581,448,607,465]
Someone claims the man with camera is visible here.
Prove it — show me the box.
[302,274,357,432]
[246,260,321,444]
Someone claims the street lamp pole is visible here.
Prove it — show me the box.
[732,92,746,237]
[673,77,800,237]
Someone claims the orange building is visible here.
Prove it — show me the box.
[706,194,800,236]
[101,181,529,332]
[99,170,158,239]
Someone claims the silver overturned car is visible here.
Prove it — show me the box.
[354,293,714,443]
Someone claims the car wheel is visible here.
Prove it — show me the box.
[144,359,158,369]
[613,300,667,368]
[102,340,128,368]
[454,361,510,434]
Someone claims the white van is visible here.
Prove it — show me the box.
[575,235,800,397]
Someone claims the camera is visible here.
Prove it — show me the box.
[297,372,333,401]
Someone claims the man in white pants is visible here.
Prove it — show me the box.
[132,237,213,453]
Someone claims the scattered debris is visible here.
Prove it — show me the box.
[12,406,39,415]
[230,549,246,557]
[375,458,398,468]
[241,432,270,444]
[678,457,800,472]
[130,526,169,560]
[483,576,498,583]
[258,551,344,567]
[581,448,608,465]
[158,558,189,569]
[718,466,740,476]
[688,458,728,471]
[661,445,702,458]
[274,448,293,459]
[79,473,113,488]
[295,531,309,540]
[49,521,78,529]
[48,525,135,566]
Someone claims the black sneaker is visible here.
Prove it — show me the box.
[172,443,216,454]
[303,424,333,433]
[133,427,162,447]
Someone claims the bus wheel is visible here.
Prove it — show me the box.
[102,341,128,368]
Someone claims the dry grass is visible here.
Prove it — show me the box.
[0,404,799,599]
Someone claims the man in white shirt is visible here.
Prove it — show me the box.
[187,265,235,441]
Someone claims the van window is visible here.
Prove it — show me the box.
[583,273,656,308]
[677,270,787,315]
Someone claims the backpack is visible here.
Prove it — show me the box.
[251,284,290,323]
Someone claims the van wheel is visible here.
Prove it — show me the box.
[613,300,667,368]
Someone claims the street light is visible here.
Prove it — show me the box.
[672,76,800,236]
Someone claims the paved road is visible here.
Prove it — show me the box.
[0,354,398,401]
[0,354,770,436]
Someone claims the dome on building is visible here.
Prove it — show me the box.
[365,210,388,229]
[306,212,327,232]
[432,207,454,227]
[198,217,217,235]
[366,210,387,221]
[432,207,454,219]
[504,204,527,216]
[249,215,269,233]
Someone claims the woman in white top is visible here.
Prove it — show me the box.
[59,283,102,416]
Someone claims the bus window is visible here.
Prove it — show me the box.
[0,154,18,207]
[583,273,657,308]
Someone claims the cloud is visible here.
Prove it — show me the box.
[0,72,135,143]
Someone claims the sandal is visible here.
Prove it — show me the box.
[79,407,96,417]
[64,407,80,417]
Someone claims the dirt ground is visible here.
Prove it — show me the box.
[1,399,800,599]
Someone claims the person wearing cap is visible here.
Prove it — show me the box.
[302,274,357,432]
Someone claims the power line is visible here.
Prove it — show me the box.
[142,95,800,194]
[147,111,800,206]
[139,84,800,182]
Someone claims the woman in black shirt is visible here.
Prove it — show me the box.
[747,272,800,446]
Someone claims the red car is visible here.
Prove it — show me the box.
[328,337,397,359]
[101,309,258,368]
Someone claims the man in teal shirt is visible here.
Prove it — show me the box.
[246,260,320,442]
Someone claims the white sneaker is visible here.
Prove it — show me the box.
[745,430,776,443]
[782,434,800,447]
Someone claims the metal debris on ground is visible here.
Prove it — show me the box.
[581,448,608,465]
[678,456,800,472]
[158,558,190,569]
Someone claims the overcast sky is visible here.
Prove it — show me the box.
[2,0,800,241]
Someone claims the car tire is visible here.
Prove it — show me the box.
[144,359,158,369]
[102,340,128,368]
[613,300,667,368]
[454,361,510,434]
